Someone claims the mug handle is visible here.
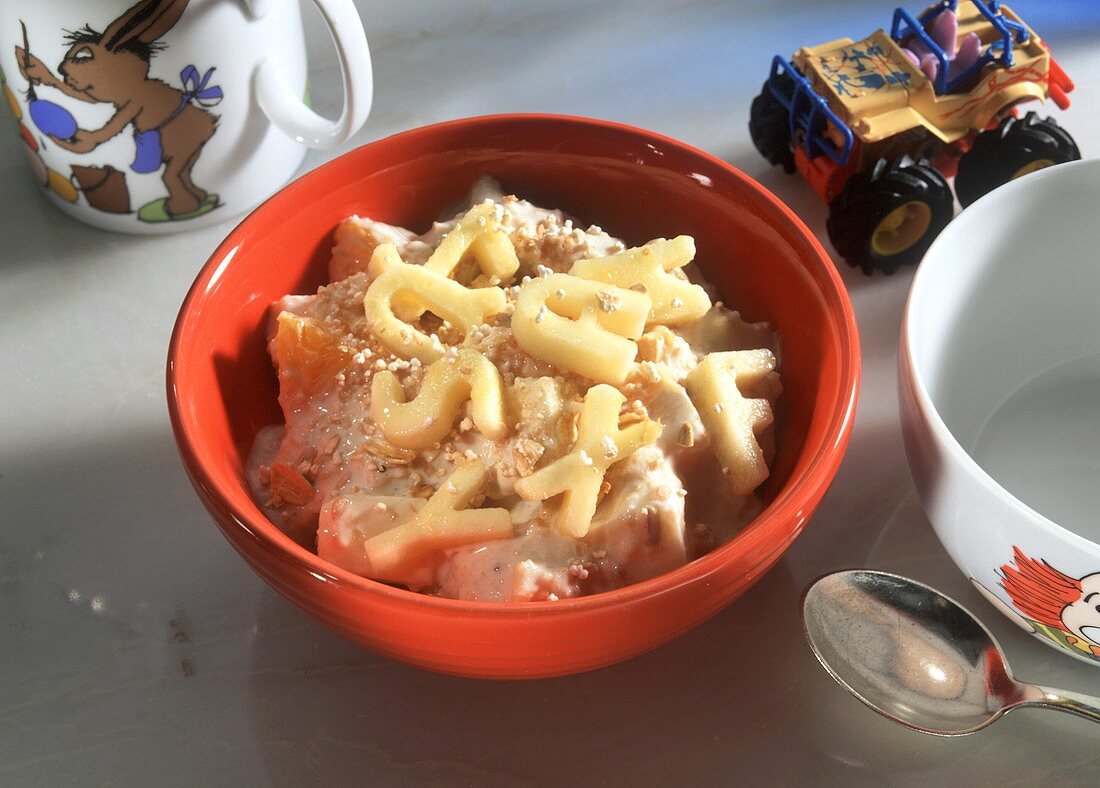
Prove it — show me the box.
[252,0,373,150]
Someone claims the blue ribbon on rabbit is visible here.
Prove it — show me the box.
[131,65,222,174]
[180,65,223,106]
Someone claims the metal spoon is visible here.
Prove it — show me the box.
[801,569,1100,736]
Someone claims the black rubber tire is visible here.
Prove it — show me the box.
[826,159,954,275]
[749,76,795,173]
[955,112,1080,207]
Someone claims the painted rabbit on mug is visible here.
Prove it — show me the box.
[16,0,222,220]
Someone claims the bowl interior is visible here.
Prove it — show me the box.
[171,115,857,603]
[909,159,1100,542]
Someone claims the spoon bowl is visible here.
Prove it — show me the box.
[802,570,1100,736]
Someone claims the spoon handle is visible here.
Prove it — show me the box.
[1020,684,1100,725]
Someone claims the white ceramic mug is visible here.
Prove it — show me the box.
[0,0,372,233]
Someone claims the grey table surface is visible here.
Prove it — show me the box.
[2,1,1099,785]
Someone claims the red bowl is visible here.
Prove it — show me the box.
[167,114,860,679]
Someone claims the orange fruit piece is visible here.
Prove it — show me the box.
[269,462,315,506]
[329,219,381,282]
[273,311,353,404]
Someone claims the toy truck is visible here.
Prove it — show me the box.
[749,0,1078,274]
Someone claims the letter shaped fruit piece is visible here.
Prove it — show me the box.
[363,244,506,362]
[424,201,520,283]
[514,384,661,538]
[317,495,430,586]
[570,236,710,326]
[684,349,776,495]
[371,348,507,449]
[388,202,521,322]
[361,460,513,577]
[512,273,650,385]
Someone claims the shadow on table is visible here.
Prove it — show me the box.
[240,546,1087,787]
[0,134,120,271]
[0,422,261,783]
[242,400,1100,785]
[242,562,798,785]
[0,130,233,281]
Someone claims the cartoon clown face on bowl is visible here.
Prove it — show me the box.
[995,546,1100,661]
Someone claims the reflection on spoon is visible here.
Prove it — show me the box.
[801,570,1100,736]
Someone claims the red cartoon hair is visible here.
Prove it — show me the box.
[998,546,1082,629]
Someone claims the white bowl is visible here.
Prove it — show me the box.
[900,158,1100,666]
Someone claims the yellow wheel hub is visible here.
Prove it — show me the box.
[871,201,932,257]
[1012,158,1055,179]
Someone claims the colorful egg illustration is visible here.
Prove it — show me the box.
[19,121,38,152]
[29,98,78,140]
[21,140,47,185]
[3,82,21,121]
[47,167,79,202]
